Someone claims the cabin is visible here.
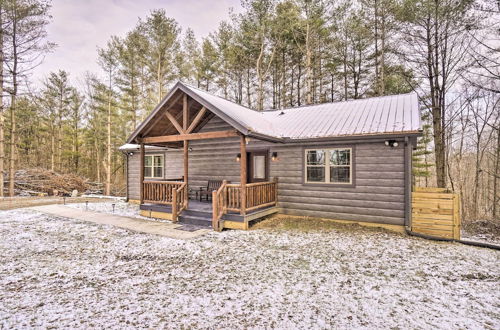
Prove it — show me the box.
[121,81,422,231]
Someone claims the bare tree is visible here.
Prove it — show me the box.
[98,42,118,196]
[2,0,53,196]
[396,0,477,188]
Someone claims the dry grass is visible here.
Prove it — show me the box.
[0,196,116,211]
[251,214,399,235]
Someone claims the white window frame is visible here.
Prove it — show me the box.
[144,154,164,179]
[304,148,352,184]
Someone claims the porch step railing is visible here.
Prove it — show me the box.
[226,184,241,212]
[172,182,188,221]
[143,181,183,205]
[212,180,228,231]
[212,178,278,230]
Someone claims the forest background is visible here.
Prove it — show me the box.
[0,0,498,221]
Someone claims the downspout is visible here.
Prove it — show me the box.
[121,151,129,202]
[404,136,412,230]
[403,137,499,250]
[126,152,129,202]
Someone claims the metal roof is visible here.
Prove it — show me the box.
[182,83,421,139]
[127,81,421,143]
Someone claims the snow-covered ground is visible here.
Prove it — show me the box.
[0,209,499,329]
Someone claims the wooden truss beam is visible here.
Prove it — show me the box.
[165,111,183,134]
[186,106,206,134]
[183,94,189,132]
[141,130,239,144]
[142,92,183,136]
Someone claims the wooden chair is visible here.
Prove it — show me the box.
[198,180,225,201]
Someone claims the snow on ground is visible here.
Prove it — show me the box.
[66,201,169,223]
[0,209,499,329]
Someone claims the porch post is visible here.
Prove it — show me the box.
[139,142,144,204]
[183,94,189,208]
[240,135,247,215]
[183,140,189,208]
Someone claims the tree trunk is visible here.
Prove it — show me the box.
[157,57,162,102]
[95,139,100,183]
[9,94,16,197]
[297,63,301,106]
[0,4,4,197]
[8,16,18,197]
[374,0,380,95]
[105,76,112,195]
[305,21,312,105]
[379,4,386,96]
[493,128,499,219]
[50,128,55,171]
[246,66,251,108]
[256,39,265,111]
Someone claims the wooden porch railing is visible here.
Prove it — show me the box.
[172,182,188,221]
[212,178,278,230]
[226,184,241,212]
[143,180,183,205]
[212,180,228,231]
[245,179,278,211]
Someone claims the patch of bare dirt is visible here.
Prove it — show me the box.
[251,214,398,235]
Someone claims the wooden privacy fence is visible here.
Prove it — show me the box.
[412,187,461,239]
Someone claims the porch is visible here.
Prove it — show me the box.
[133,89,278,230]
[140,179,279,230]
[140,195,278,230]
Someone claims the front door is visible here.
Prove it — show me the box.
[248,151,268,183]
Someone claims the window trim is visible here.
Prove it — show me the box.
[144,154,164,179]
[303,146,355,187]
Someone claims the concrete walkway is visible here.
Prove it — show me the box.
[29,205,210,239]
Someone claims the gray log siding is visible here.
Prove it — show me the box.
[128,115,407,225]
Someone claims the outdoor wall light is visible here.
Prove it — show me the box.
[385,140,399,147]
[127,152,134,156]
[188,147,193,152]
[236,153,241,162]
[271,152,278,161]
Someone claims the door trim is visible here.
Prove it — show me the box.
[247,150,269,183]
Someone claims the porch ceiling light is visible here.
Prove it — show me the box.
[236,153,241,162]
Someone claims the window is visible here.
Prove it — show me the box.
[144,154,164,179]
[305,148,352,184]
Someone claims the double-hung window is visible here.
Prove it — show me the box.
[305,148,352,184]
[144,154,164,179]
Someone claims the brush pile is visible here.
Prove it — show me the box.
[8,168,103,196]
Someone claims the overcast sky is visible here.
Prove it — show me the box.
[31,0,242,87]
